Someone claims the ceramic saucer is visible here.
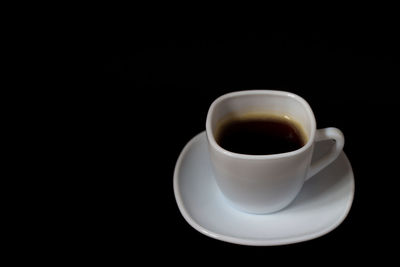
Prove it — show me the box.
[174,131,354,246]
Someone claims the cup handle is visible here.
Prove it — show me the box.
[305,127,345,181]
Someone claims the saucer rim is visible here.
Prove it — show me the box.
[173,131,355,246]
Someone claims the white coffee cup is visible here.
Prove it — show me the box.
[206,90,344,214]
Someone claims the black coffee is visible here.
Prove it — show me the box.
[216,114,307,155]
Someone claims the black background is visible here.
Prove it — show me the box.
[90,30,398,261]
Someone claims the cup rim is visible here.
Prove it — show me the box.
[206,90,317,160]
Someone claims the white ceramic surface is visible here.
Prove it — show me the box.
[206,90,344,214]
[174,132,354,246]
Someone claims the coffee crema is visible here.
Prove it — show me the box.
[215,113,307,155]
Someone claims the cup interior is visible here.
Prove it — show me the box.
[208,91,316,147]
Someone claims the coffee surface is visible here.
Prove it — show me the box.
[216,114,307,155]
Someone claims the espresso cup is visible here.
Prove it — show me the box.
[206,90,344,214]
